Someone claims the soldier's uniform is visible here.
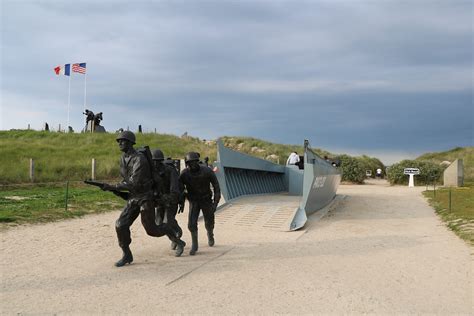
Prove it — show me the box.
[179,152,221,255]
[112,132,185,267]
[152,150,183,247]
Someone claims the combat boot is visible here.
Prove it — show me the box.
[189,231,199,255]
[115,246,133,267]
[174,240,186,257]
[207,230,215,247]
[170,225,183,250]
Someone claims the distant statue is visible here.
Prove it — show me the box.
[138,125,142,133]
[94,112,103,126]
[83,109,95,124]
[44,122,49,131]
[83,109,106,133]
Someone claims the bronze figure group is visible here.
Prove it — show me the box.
[88,131,221,267]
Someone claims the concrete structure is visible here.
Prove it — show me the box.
[443,159,464,187]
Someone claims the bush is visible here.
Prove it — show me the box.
[387,160,445,185]
[335,154,366,184]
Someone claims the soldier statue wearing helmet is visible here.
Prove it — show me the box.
[179,151,221,255]
[151,148,183,250]
[101,131,186,267]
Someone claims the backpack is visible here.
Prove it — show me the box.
[136,145,159,191]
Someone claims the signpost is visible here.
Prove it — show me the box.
[404,168,420,187]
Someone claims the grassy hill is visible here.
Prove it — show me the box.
[416,147,474,181]
[0,130,216,184]
[220,136,331,163]
[0,131,333,185]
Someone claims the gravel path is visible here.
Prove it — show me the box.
[1,180,472,314]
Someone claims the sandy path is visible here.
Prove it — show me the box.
[1,181,472,314]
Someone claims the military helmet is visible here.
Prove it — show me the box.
[185,152,200,163]
[152,149,164,161]
[116,131,136,144]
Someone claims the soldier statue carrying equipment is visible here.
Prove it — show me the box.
[93,112,103,126]
[179,152,221,255]
[100,131,186,267]
[83,109,95,124]
[152,149,183,250]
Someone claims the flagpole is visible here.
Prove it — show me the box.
[67,74,71,132]
[84,72,87,119]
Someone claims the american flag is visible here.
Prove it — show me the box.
[72,63,87,74]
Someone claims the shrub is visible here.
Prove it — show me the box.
[335,154,366,184]
[387,159,444,185]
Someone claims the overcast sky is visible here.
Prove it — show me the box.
[1,0,472,163]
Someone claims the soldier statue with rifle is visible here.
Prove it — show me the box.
[86,131,186,267]
[152,149,183,250]
[179,152,221,256]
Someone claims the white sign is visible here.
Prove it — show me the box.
[404,168,420,187]
[404,168,420,175]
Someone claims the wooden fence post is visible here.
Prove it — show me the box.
[92,158,96,180]
[29,158,34,182]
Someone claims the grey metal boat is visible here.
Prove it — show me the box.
[213,139,341,230]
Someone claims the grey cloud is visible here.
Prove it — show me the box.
[1,0,472,161]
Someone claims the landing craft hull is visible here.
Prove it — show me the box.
[289,146,341,230]
[214,139,340,231]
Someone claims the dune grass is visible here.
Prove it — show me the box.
[423,181,474,245]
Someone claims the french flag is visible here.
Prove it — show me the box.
[54,64,71,76]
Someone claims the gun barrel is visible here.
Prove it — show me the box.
[84,180,105,188]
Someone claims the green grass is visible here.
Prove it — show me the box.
[423,182,474,245]
[0,130,217,184]
[0,182,123,225]
[0,130,335,184]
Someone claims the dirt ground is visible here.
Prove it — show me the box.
[1,180,472,314]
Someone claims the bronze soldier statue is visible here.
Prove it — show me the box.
[93,112,103,126]
[179,152,221,255]
[152,149,183,250]
[83,109,94,124]
[102,131,186,267]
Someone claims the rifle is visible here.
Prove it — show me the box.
[84,179,129,200]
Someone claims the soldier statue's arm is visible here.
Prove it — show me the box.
[177,171,187,213]
[168,166,180,204]
[208,169,221,210]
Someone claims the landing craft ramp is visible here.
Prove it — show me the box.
[216,194,300,231]
[213,139,341,231]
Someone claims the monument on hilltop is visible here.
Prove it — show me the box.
[82,109,106,133]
